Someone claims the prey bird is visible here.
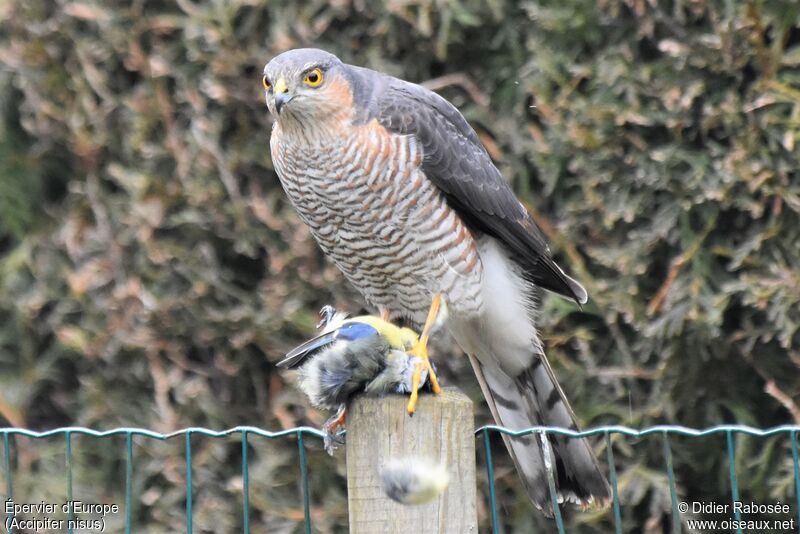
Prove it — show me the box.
[264,48,610,514]
[278,306,430,453]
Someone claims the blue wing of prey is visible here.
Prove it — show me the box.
[276,321,379,369]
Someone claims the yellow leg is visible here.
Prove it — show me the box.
[407,294,443,415]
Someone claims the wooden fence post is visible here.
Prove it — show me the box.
[346,387,478,533]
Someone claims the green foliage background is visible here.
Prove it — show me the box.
[1,0,798,532]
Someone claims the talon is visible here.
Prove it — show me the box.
[323,407,347,434]
[317,305,337,328]
[322,407,347,455]
[406,294,443,415]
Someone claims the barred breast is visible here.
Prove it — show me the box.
[271,119,484,325]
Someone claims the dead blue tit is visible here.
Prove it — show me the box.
[381,457,450,505]
[277,306,431,453]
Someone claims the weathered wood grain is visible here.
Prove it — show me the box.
[346,388,477,533]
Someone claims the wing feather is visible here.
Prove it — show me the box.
[277,331,339,369]
[278,322,380,369]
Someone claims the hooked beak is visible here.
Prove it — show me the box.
[274,77,291,113]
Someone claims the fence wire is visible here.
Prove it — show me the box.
[478,424,800,534]
[0,424,798,533]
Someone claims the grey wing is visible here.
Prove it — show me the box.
[350,66,586,304]
[277,330,340,369]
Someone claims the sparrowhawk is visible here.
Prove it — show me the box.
[263,48,610,514]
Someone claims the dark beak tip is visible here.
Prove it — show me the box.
[275,93,290,114]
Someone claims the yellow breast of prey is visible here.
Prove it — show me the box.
[348,315,419,351]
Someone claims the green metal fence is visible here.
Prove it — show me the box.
[1,424,798,533]
[479,424,800,534]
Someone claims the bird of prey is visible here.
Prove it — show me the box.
[278,306,430,453]
[263,48,610,513]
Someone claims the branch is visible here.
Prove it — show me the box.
[421,73,490,107]
[647,213,718,316]
[764,381,800,425]
[740,349,800,425]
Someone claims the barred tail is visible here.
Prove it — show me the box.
[468,352,611,516]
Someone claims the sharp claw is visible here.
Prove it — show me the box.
[408,342,441,396]
[322,407,347,454]
[405,336,442,417]
[317,305,336,328]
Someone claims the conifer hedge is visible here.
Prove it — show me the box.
[1,1,798,531]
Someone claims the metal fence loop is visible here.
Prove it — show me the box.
[0,423,797,532]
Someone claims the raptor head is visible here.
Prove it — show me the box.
[262,48,352,124]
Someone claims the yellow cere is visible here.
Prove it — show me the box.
[351,315,419,350]
[303,67,323,87]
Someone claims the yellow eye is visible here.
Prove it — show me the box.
[303,68,323,87]
[262,76,271,90]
